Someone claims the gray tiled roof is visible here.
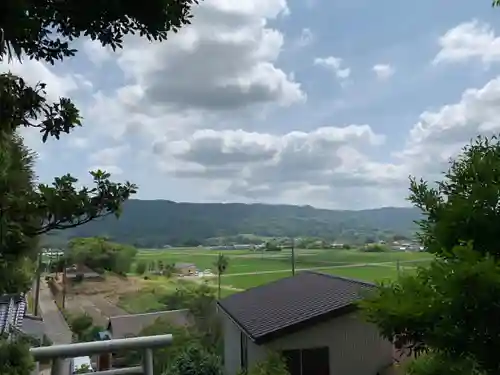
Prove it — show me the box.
[107,309,192,339]
[217,271,376,344]
[174,263,195,269]
[0,294,27,335]
[21,315,45,340]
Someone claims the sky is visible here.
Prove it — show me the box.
[2,0,500,209]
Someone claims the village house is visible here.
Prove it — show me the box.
[217,271,395,375]
[174,262,197,276]
[106,309,192,339]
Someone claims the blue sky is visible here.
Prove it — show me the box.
[3,0,500,209]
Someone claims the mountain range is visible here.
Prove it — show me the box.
[44,200,422,247]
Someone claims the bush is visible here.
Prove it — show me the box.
[405,352,484,375]
[362,244,388,252]
[135,261,147,275]
[165,344,222,375]
[0,337,34,375]
[239,352,290,375]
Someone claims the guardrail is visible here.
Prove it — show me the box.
[30,334,173,375]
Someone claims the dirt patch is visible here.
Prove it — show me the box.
[55,274,145,326]
[68,274,141,301]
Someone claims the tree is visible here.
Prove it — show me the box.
[265,241,282,252]
[67,237,137,274]
[164,263,176,278]
[362,244,388,253]
[405,352,483,375]
[409,135,500,260]
[238,352,290,375]
[362,135,500,375]
[214,253,228,299]
[127,319,205,374]
[0,336,34,375]
[1,0,202,372]
[1,0,201,64]
[135,261,147,275]
[165,344,222,375]
[68,313,94,341]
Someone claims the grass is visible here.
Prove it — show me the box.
[128,248,433,306]
[117,277,234,313]
[136,248,430,273]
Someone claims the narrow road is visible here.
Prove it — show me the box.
[39,280,72,375]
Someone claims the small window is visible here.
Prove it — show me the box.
[240,332,248,372]
[282,347,329,375]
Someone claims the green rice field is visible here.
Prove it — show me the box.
[135,247,431,290]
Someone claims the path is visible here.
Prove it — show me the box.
[38,280,72,375]
[221,258,431,277]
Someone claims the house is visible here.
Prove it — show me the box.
[64,265,102,282]
[0,293,28,336]
[217,271,394,375]
[107,309,192,339]
[174,262,197,276]
[0,294,47,342]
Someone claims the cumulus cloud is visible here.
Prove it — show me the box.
[398,76,500,178]
[89,145,129,164]
[9,1,500,209]
[372,64,394,80]
[152,124,397,200]
[314,56,351,79]
[0,58,85,157]
[111,0,304,112]
[82,40,113,66]
[433,20,500,65]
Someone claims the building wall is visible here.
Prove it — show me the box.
[178,266,196,275]
[222,312,394,375]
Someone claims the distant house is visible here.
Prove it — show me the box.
[174,263,197,276]
[0,294,47,345]
[0,294,27,335]
[217,272,394,375]
[107,309,192,339]
[64,265,102,282]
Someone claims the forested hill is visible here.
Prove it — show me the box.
[45,200,421,247]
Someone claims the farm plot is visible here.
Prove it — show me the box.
[136,247,432,292]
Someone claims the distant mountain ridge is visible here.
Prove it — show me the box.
[45,200,422,247]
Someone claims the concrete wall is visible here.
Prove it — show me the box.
[222,312,393,375]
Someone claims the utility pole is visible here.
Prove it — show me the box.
[396,259,401,279]
[62,257,67,309]
[33,249,43,316]
[291,238,296,276]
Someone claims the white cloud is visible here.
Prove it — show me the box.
[151,124,395,201]
[0,59,83,157]
[0,59,78,102]
[399,76,500,178]
[9,0,500,210]
[83,40,113,66]
[372,64,394,80]
[296,28,314,47]
[110,0,304,112]
[433,20,500,65]
[68,137,89,149]
[89,145,129,165]
[314,56,351,79]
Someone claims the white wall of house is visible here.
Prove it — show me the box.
[222,311,393,375]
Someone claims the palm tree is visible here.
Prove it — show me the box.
[214,253,229,299]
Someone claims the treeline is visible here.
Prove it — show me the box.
[42,202,420,248]
[50,237,138,276]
